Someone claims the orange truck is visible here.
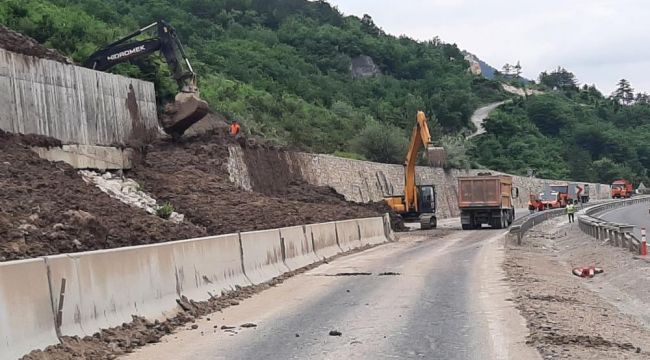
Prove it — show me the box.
[459,175,519,230]
[528,194,544,212]
[611,179,633,199]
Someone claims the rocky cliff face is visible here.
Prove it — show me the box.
[463,52,482,76]
[350,55,381,79]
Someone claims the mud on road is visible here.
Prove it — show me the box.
[506,217,650,359]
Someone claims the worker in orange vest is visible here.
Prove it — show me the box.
[229,119,241,138]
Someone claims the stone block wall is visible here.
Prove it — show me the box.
[289,153,611,219]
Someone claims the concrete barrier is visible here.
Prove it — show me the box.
[308,222,342,259]
[45,244,179,337]
[240,229,289,284]
[335,219,362,251]
[358,217,388,246]
[0,258,59,359]
[280,225,320,271]
[170,234,250,301]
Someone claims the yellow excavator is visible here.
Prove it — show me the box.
[384,111,446,230]
[84,20,209,138]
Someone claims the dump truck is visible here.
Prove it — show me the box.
[459,175,518,230]
[611,179,633,199]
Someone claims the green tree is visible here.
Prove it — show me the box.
[611,79,634,105]
[539,67,578,90]
[352,121,408,164]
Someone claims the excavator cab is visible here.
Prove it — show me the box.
[417,185,436,214]
[85,20,209,138]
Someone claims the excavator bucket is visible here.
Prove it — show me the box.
[161,92,209,138]
[426,146,447,168]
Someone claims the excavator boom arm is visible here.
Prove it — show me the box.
[403,111,432,212]
[84,20,195,88]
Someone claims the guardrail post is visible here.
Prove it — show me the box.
[641,228,647,256]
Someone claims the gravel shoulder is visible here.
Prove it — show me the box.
[506,216,650,359]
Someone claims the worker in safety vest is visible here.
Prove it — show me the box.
[229,120,241,138]
[566,201,577,223]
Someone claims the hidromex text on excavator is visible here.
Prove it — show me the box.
[84,20,209,139]
[384,111,447,230]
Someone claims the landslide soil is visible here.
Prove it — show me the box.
[1,129,380,260]
[130,130,380,235]
[0,130,207,261]
[0,25,69,63]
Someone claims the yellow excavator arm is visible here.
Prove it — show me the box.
[403,111,432,212]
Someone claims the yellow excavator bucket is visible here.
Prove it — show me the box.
[161,91,210,138]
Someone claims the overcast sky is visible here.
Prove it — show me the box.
[328,0,649,95]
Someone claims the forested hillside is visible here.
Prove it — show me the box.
[0,0,505,157]
[472,69,650,185]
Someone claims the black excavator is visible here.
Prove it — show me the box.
[84,20,209,138]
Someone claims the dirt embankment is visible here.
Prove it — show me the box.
[506,218,650,359]
[0,130,207,261]
[130,130,380,235]
[0,25,70,63]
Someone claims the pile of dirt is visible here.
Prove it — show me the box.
[0,25,70,63]
[0,130,207,261]
[130,130,381,235]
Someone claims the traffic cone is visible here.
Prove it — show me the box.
[641,227,647,256]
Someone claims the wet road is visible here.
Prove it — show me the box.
[124,226,537,360]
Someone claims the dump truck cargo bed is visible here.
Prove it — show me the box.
[458,175,513,209]
[458,175,516,230]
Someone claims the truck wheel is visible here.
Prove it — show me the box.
[462,224,472,230]
[492,217,503,229]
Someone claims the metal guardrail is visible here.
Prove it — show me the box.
[509,208,566,245]
[508,197,650,246]
[578,196,650,254]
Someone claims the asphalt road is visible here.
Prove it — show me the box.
[124,224,537,360]
[600,202,650,238]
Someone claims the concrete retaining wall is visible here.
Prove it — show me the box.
[280,225,319,271]
[0,48,159,146]
[0,259,58,360]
